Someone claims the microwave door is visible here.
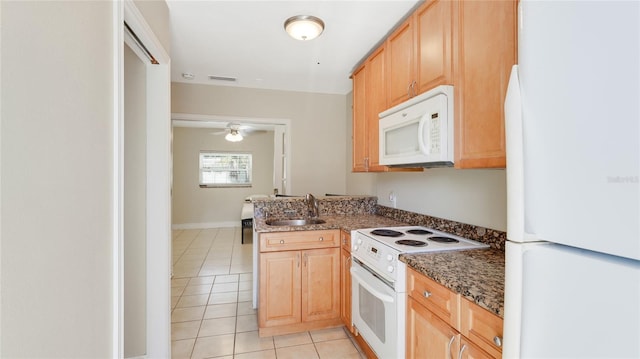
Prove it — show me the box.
[381,119,423,165]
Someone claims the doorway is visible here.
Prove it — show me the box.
[118,2,171,357]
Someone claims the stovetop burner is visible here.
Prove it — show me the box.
[395,239,428,247]
[406,229,433,235]
[371,229,404,237]
[429,236,460,243]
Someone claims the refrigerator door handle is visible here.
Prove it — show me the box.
[505,64,536,243]
[504,64,524,241]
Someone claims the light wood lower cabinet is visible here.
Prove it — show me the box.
[259,251,301,328]
[258,230,341,337]
[407,267,503,359]
[339,230,352,332]
[407,296,461,359]
[302,248,341,323]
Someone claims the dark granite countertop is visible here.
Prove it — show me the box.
[400,249,505,317]
[254,214,409,233]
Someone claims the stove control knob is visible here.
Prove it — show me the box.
[386,254,393,262]
[353,245,359,251]
[387,265,394,273]
[356,238,363,245]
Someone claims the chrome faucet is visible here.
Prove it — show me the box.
[305,193,319,218]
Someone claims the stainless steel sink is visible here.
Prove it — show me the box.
[265,218,326,226]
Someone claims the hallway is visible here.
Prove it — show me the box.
[171,227,365,359]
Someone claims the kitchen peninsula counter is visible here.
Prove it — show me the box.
[400,248,505,318]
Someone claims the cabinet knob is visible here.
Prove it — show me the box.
[279,240,285,244]
[423,290,432,298]
[319,237,324,241]
[493,336,503,347]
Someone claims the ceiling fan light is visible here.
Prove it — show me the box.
[225,129,243,142]
[284,15,324,41]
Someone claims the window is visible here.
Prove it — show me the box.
[199,151,252,188]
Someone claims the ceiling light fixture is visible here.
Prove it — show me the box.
[284,15,325,41]
[225,129,243,142]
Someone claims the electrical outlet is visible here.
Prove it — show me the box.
[389,191,397,208]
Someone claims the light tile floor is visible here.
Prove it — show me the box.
[171,227,366,359]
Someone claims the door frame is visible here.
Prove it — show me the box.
[115,1,172,357]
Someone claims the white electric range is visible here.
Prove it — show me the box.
[350,226,489,359]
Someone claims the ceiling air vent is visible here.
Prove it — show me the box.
[208,75,237,82]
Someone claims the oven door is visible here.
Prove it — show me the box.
[350,258,398,359]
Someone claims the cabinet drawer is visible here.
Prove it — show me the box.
[460,297,503,358]
[340,230,351,252]
[260,230,339,252]
[407,268,460,328]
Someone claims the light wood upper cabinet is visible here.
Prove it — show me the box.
[351,0,516,169]
[352,45,422,173]
[365,47,387,171]
[387,0,454,107]
[453,0,516,168]
[352,65,367,172]
[416,0,453,92]
[387,18,415,107]
[352,47,389,172]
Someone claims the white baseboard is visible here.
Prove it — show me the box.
[125,356,146,359]
[171,221,241,230]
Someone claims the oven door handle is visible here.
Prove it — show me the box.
[350,266,395,303]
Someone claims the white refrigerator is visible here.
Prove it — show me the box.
[504,1,640,358]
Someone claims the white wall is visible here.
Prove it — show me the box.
[375,169,507,231]
[171,83,348,196]
[1,1,114,356]
[172,127,274,227]
[124,45,147,357]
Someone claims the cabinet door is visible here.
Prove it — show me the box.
[302,247,341,322]
[407,267,460,327]
[387,18,415,107]
[340,230,351,252]
[365,46,388,171]
[340,247,352,332]
[459,337,498,359]
[460,297,503,358]
[352,65,367,172]
[416,0,453,93]
[407,296,460,359]
[259,251,301,328]
[453,0,516,168]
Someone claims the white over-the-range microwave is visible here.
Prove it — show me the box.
[379,85,454,168]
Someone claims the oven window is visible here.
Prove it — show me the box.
[359,285,386,343]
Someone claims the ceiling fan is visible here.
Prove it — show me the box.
[210,122,266,142]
